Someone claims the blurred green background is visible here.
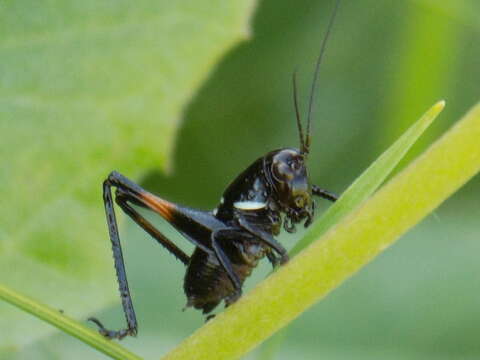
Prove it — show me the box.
[1,0,480,359]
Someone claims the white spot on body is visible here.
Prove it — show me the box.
[233,201,266,210]
[212,208,218,216]
[220,197,224,204]
[253,178,261,191]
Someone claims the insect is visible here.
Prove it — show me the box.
[89,0,341,340]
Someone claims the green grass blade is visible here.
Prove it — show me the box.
[0,284,141,360]
[291,100,445,256]
[161,101,480,360]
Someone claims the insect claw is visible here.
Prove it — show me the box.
[280,254,290,265]
[205,314,216,322]
[267,252,280,268]
[225,289,242,306]
[304,211,313,227]
[88,317,133,340]
[88,317,114,338]
[88,316,105,330]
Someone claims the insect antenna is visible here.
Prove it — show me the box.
[292,70,306,153]
[304,0,341,153]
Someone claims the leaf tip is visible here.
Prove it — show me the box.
[435,100,446,111]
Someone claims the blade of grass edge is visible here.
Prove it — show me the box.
[162,100,480,360]
[0,284,141,360]
[291,100,445,256]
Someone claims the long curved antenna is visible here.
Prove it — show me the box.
[305,0,341,152]
[292,71,306,153]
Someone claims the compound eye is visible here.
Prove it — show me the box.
[272,161,293,182]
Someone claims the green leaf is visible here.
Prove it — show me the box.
[0,0,256,349]
[291,100,445,256]
[162,101,480,360]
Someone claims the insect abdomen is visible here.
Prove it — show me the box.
[184,239,266,314]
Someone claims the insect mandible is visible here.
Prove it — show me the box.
[89,0,341,340]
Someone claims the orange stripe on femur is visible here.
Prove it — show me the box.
[140,193,175,221]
